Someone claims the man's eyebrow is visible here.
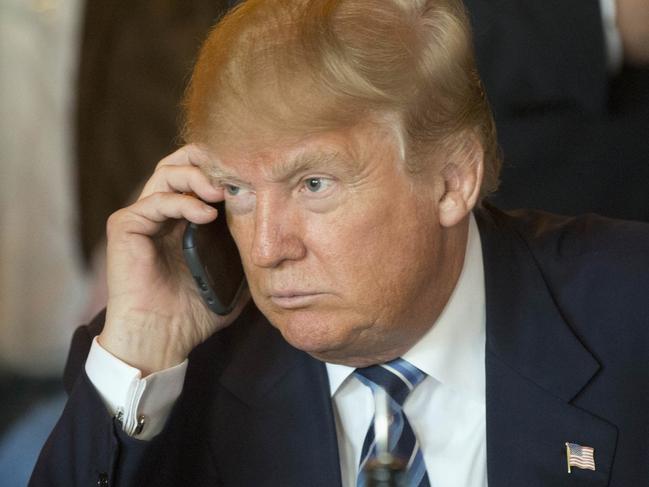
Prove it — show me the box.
[202,164,249,185]
[268,150,359,181]
[203,150,360,184]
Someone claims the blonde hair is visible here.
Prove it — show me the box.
[183,0,501,197]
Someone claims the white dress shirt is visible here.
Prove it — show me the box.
[327,215,486,487]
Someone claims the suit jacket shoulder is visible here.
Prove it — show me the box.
[477,204,649,486]
[496,207,649,353]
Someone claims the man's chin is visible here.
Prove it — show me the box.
[265,308,362,357]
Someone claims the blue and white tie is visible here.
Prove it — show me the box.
[354,358,430,487]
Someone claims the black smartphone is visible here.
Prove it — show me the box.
[182,201,247,315]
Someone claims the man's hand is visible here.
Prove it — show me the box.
[98,145,249,376]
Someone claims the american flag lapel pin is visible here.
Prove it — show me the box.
[565,442,596,473]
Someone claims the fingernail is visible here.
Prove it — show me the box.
[204,205,217,213]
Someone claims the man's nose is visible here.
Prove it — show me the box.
[250,197,306,268]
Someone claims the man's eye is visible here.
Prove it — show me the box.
[304,177,330,193]
[225,184,240,196]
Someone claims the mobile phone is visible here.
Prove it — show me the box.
[182,201,247,315]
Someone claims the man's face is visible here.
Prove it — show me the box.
[207,119,465,366]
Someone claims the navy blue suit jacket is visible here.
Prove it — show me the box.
[30,206,649,486]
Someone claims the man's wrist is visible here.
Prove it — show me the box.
[98,316,188,376]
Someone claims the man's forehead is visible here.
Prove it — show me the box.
[202,141,363,182]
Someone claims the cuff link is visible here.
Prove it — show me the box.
[134,414,146,436]
[114,408,124,426]
[113,408,146,436]
[97,472,109,486]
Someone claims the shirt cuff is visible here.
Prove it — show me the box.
[85,336,188,440]
[599,0,624,72]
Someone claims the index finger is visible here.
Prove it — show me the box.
[155,144,212,170]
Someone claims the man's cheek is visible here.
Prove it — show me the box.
[229,226,254,268]
[245,279,272,316]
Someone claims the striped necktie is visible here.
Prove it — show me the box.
[354,358,430,487]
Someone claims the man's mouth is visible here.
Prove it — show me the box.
[269,291,326,309]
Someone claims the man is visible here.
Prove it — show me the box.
[466,0,649,221]
[31,0,649,486]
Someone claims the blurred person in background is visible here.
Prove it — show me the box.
[76,0,235,263]
[467,0,649,220]
[0,2,88,485]
[0,0,87,427]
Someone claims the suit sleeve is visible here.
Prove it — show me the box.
[464,0,609,117]
[28,311,152,486]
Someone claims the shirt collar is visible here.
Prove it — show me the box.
[325,214,485,400]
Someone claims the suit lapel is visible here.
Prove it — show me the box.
[209,308,342,487]
[476,206,617,486]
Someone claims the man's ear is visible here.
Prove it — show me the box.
[437,134,484,228]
